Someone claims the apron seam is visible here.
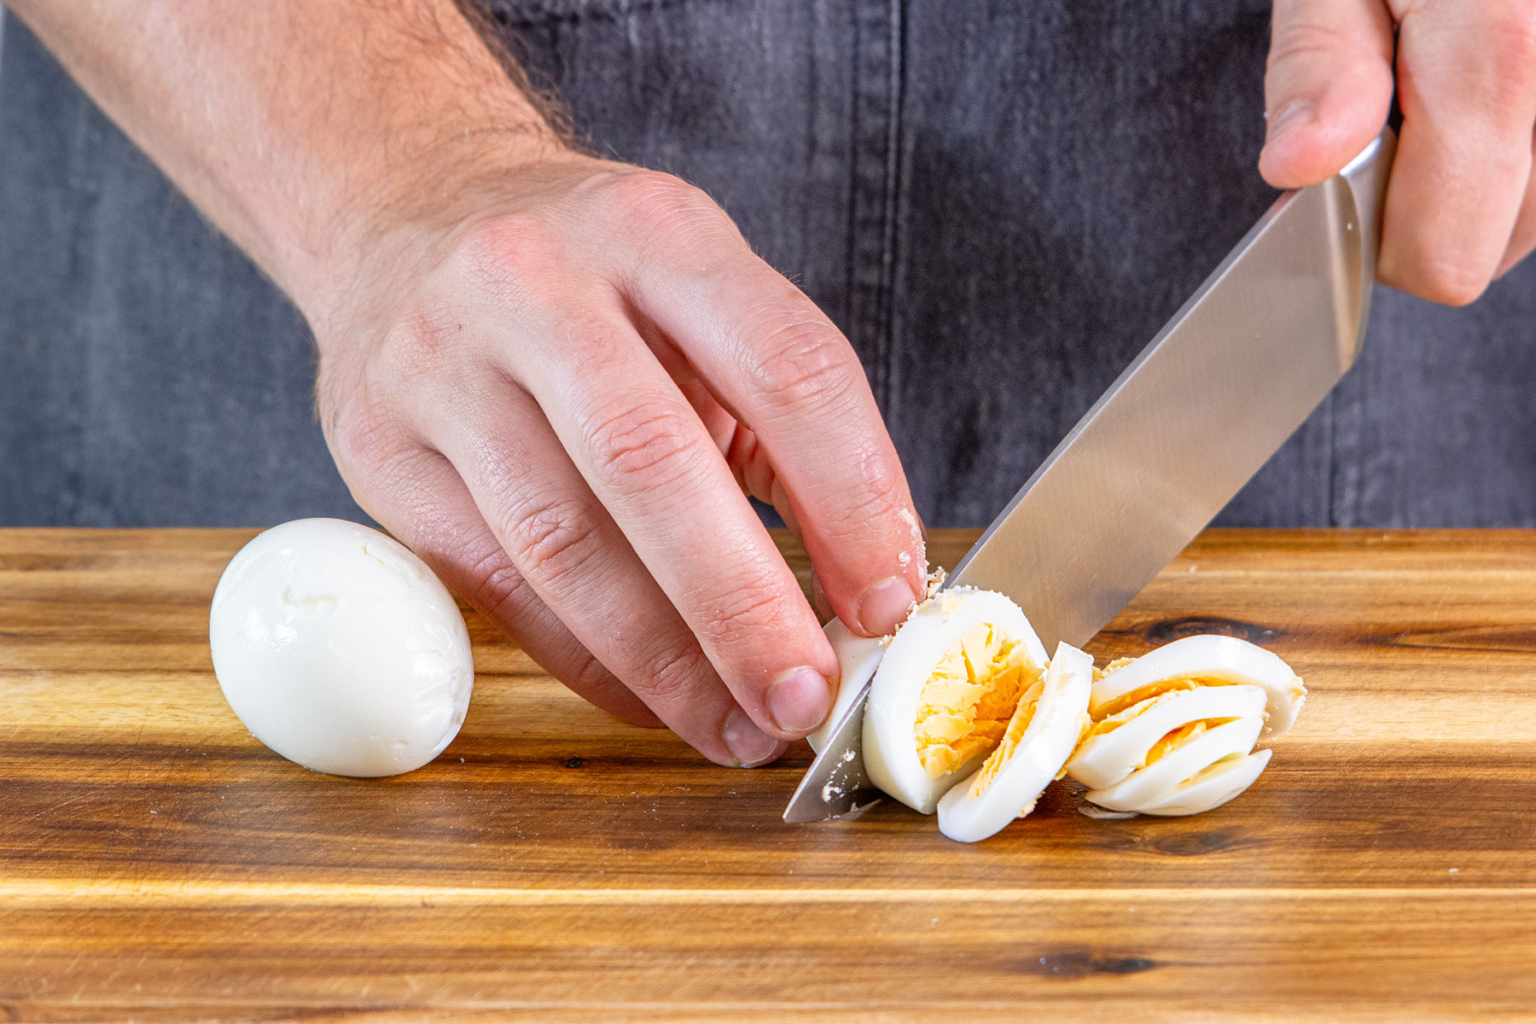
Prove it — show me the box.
[846,0,904,420]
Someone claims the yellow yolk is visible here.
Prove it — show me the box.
[1081,686,1198,741]
[913,623,1039,778]
[1095,676,1206,718]
[963,677,1045,800]
[1144,720,1209,764]
[1084,675,1247,774]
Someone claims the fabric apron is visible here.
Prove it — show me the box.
[2,1,1534,528]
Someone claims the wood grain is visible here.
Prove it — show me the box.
[3,528,1535,1021]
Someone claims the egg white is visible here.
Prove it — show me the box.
[1066,634,1304,817]
[862,588,1049,814]
[1138,748,1273,816]
[1066,683,1267,789]
[1081,714,1263,812]
[209,518,474,777]
[936,642,1093,843]
[1087,634,1306,737]
[808,618,889,754]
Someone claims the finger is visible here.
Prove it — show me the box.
[1259,0,1396,188]
[1496,141,1536,278]
[499,291,841,742]
[620,190,926,639]
[1378,2,1536,304]
[329,430,663,729]
[422,376,788,766]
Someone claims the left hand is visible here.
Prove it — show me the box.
[1260,0,1536,305]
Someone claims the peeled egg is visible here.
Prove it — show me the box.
[807,617,887,754]
[209,518,474,777]
[936,642,1093,843]
[861,588,1050,814]
[1065,634,1305,816]
[1086,634,1306,737]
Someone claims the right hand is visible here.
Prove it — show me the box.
[312,151,928,767]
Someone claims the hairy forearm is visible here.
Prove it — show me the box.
[10,0,562,322]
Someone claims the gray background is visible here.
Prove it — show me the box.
[3,1,1533,530]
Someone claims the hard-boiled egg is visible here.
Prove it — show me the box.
[861,588,1049,814]
[209,518,474,777]
[936,642,1093,843]
[807,617,888,754]
[1065,634,1304,816]
[1087,634,1306,737]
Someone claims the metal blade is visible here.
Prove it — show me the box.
[947,129,1393,647]
[781,679,879,822]
[783,129,1395,824]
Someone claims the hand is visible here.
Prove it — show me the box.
[9,0,928,769]
[314,151,927,767]
[1260,0,1536,304]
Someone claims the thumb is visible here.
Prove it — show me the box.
[1259,0,1397,189]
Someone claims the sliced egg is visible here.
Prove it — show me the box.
[936,642,1093,843]
[1087,634,1306,737]
[807,618,888,754]
[1065,634,1304,817]
[1067,684,1267,789]
[862,588,1049,814]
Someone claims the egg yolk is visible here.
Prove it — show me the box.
[913,623,1040,778]
[1084,669,1245,773]
[962,676,1049,800]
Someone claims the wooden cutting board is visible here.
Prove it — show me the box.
[2,528,1534,1022]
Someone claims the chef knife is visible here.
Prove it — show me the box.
[784,127,1397,823]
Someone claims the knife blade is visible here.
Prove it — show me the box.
[784,128,1397,824]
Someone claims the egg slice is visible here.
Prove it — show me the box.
[1087,634,1306,737]
[936,642,1093,843]
[209,518,474,778]
[807,618,888,754]
[862,588,1050,814]
[1065,634,1304,816]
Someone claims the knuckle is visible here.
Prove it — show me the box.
[571,650,621,698]
[636,644,713,707]
[746,314,862,415]
[454,212,563,296]
[600,170,732,240]
[824,449,909,538]
[1266,18,1349,70]
[501,493,606,587]
[372,309,463,386]
[692,568,786,652]
[324,391,410,472]
[461,549,536,624]
[1486,33,1536,119]
[582,399,701,487]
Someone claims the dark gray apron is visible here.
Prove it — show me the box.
[3,1,1534,528]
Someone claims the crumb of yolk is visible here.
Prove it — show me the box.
[913,623,1040,778]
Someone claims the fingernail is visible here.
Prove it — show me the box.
[767,666,832,735]
[1265,99,1316,146]
[856,576,918,636]
[723,707,784,767]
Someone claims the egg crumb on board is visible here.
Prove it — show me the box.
[208,518,474,778]
[821,589,1306,842]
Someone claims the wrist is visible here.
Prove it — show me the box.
[279,120,578,332]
